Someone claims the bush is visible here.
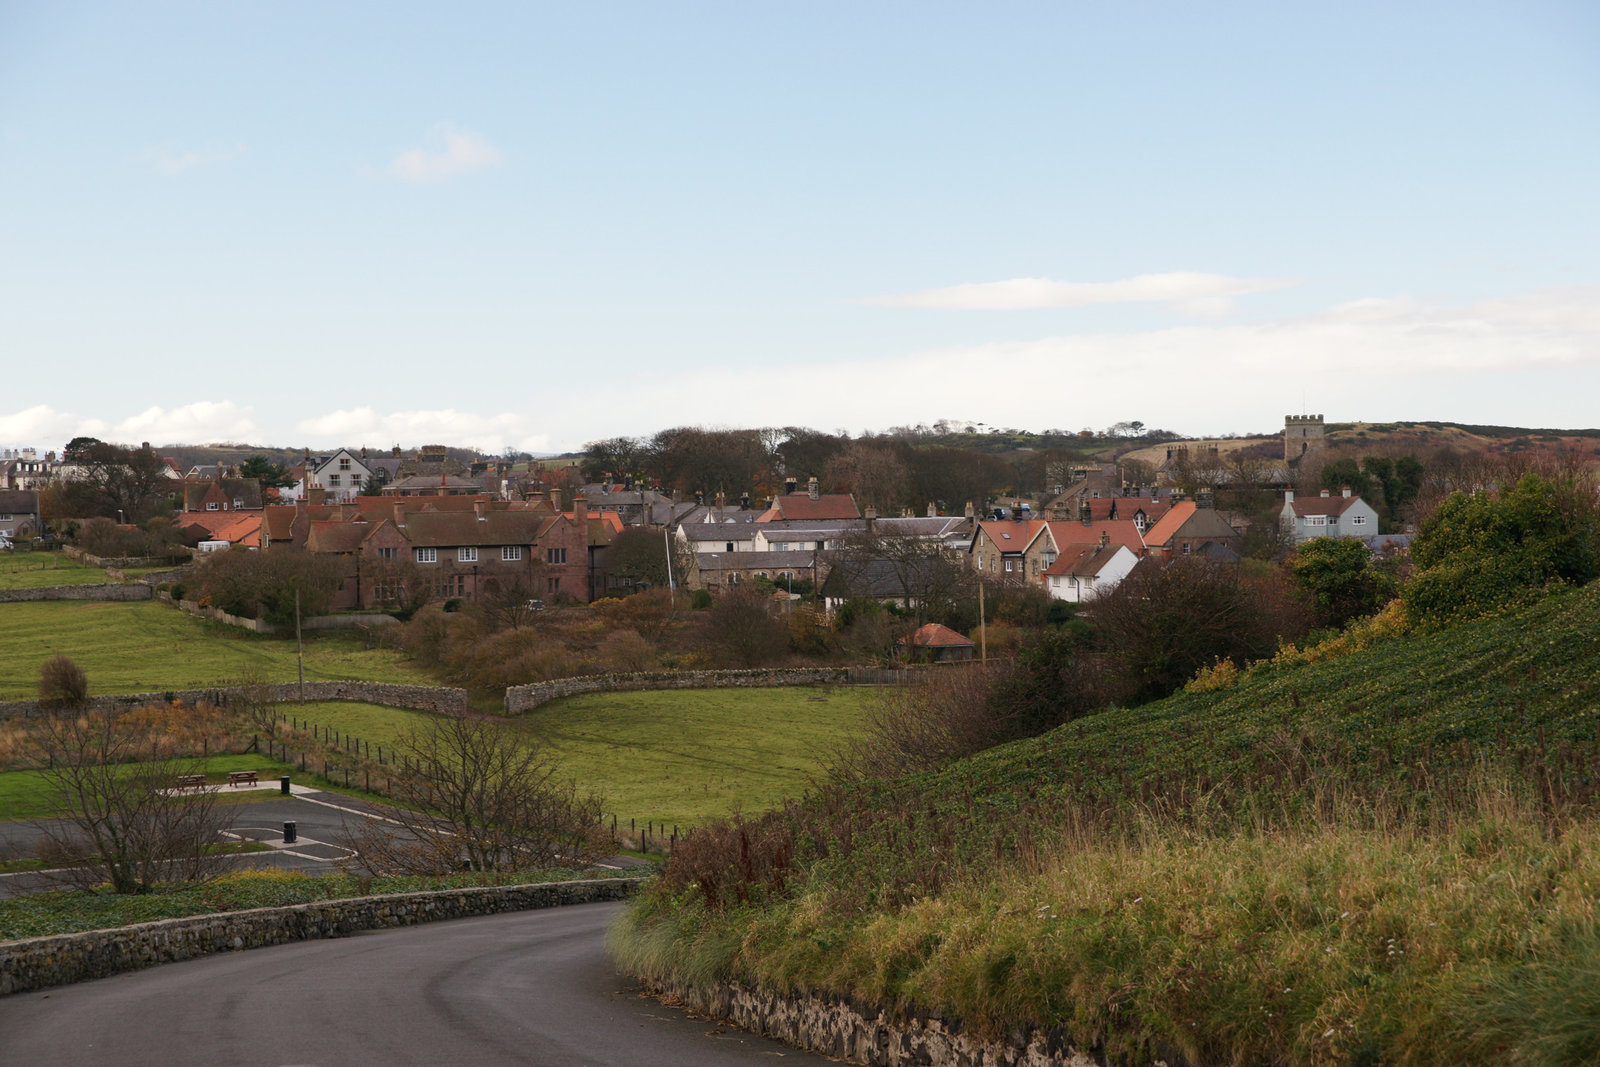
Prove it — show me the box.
[188,548,342,624]
[38,655,89,710]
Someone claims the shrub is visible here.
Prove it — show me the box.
[38,654,89,710]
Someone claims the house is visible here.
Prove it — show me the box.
[1141,500,1244,558]
[692,549,818,592]
[0,449,56,490]
[180,478,264,513]
[899,622,975,662]
[286,494,593,609]
[176,510,262,548]
[1280,488,1379,544]
[1040,537,1140,602]
[0,489,41,540]
[757,479,860,522]
[819,556,952,612]
[969,518,1047,581]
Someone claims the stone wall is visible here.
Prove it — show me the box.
[0,877,642,997]
[63,545,191,569]
[505,666,916,713]
[0,680,471,721]
[166,595,399,635]
[643,977,1131,1067]
[0,583,152,603]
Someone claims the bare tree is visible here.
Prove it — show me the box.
[346,715,613,875]
[33,710,234,893]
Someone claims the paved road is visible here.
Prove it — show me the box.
[0,902,829,1066]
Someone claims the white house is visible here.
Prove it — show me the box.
[1040,539,1139,602]
[281,449,375,504]
[1280,488,1380,543]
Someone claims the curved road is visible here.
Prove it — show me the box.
[0,902,832,1066]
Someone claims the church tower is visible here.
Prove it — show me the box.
[1284,414,1325,464]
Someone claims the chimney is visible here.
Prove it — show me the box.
[927,502,937,517]
[1099,531,1110,548]
[740,492,750,510]
[695,490,705,506]
[784,478,797,495]
[865,504,877,531]
[716,491,725,510]
[1341,485,1351,498]
[1285,488,1294,504]
[474,497,486,521]
[1079,500,1091,526]
[1197,490,1213,509]
[574,493,587,519]
[393,500,405,528]
[807,477,819,500]
[964,501,975,519]
[1320,489,1330,498]
[550,489,562,511]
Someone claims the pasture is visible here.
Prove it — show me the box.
[0,601,433,699]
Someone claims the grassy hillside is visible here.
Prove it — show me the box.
[0,601,433,698]
[615,584,1600,1066]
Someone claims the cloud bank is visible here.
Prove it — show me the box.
[864,271,1297,312]
[388,126,503,183]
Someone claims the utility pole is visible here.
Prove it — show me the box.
[295,586,304,701]
[978,577,987,665]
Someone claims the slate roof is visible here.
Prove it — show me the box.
[0,489,40,514]
[396,510,555,547]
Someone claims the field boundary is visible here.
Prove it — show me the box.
[0,584,152,603]
[0,681,470,721]
[505,666,920,712]
[0,877,643,996]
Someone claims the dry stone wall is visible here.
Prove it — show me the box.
[0,584,152,603]
[0,681,470,721]
[0,878,642,996]
[505,666,914,713]
[644,977,1154,1067]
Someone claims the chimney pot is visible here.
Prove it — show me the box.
[1320,489,1330,497]
[807,477,819,500]
[474,497,486,521]
[1341,485,1351,498]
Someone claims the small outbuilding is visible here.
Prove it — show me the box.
[900,622,975,663]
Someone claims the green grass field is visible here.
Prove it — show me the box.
[274,687,878,829]
[0,553,116,589]
[0,754,294,821]
[0,601,434,699]
[519,686,875,830]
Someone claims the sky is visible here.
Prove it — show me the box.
[1,2,1597,455]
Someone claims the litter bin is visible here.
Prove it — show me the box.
[283,821,297,844]
[280,775,291,795]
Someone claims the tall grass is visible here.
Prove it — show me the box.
[617,771,1600,1065]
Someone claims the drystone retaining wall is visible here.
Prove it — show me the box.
[0,583,152,603]
[0,877,643,997]
[505,666,918,713]
[0,680,470,721]
[62,545,190,569]
[166,596,398,635]
[643,977,1147,1067]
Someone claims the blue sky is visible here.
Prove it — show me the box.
[2,2,1596,453]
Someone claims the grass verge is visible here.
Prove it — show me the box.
[0,866,637,942]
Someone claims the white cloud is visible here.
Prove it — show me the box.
[0,405,108,448]
[388,126,503,183]
[295,408,549,454]
[863,271,1297,311]
[113,402,260,444]
[141,142,247,176]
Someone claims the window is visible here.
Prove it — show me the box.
[459,547,478,562]
[233,498,244,509]
[725,542,734,552]
[547,576,561,594]
[329,474,341,486]
[416,547,437,563]
[377,547,397,561]
[1351,515,1368,526]
[206,502,218,511]
[544,547,565,564]
[339,457,351,471]
[502,545,522,561]
[1307,516,1326,527]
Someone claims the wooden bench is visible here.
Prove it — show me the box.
[174,773,207,791]
[227,770,260,788]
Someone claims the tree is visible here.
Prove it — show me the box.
[822,441,908,510]
[1088,559,1309,705]
[1406,473,1600,628]
[238,455,297,490]
[344,715,612,875]
[705,586,788,667]
[1289,537,1396,629]
[56,440,176,523]
[33,709,233,893]
[38,654,89,711]
[189,547,342,623]
[606,526,691,590]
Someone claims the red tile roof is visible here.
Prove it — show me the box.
[902,622,974,648]
[1042,519,1144,555]
[759,493,861,521]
